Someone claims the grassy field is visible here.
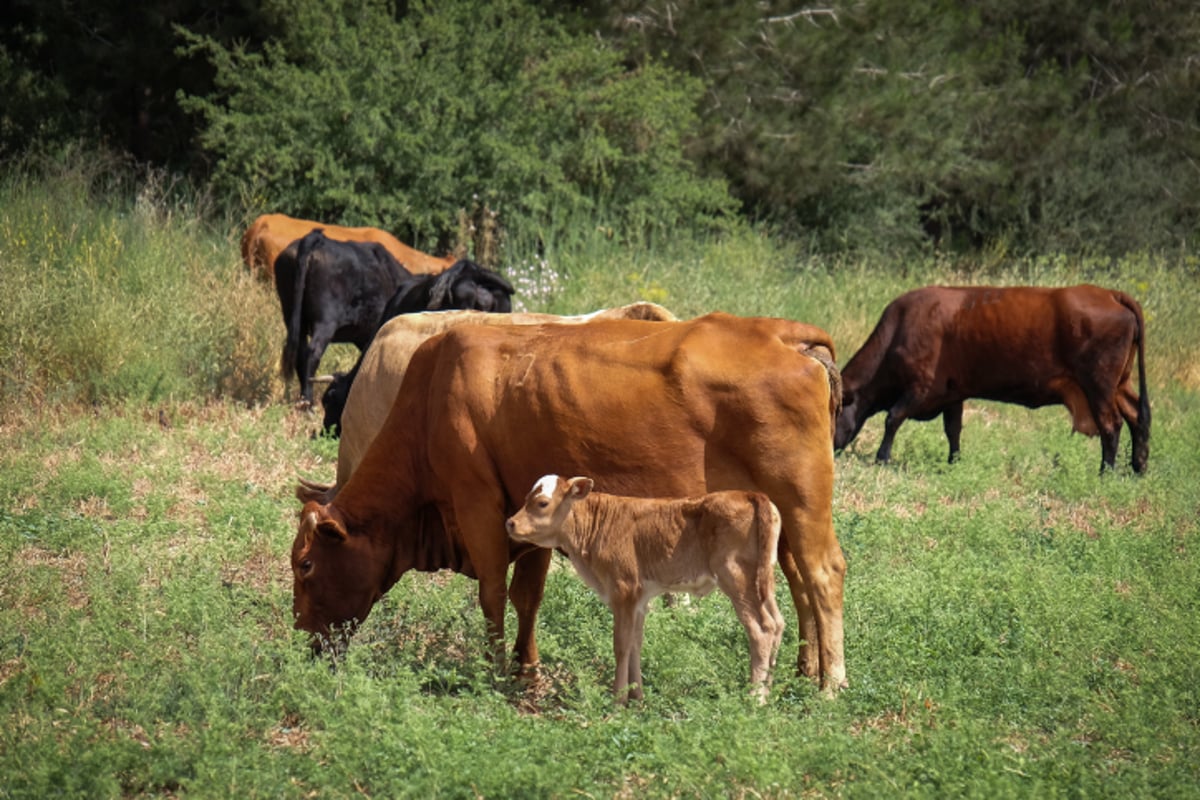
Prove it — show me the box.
[1,164,1199,797]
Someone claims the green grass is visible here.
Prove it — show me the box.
[1,158,1199,798]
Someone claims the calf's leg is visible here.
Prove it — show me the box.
[610,597,641,704]
[628,604,648,702]
[720,573,782,703]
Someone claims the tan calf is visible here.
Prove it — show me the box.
[506,474,786,704]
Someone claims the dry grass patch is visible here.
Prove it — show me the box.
[14,545,90,610]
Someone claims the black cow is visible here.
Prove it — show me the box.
[318,260,515,434]
[383,258,514,317]
[834,284,1150,473]
[319,359,360,437]
[277,229,412,406]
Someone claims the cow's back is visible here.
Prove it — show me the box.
[383,313,836,508]
[334,303,679,490]
[874,285,1136,406]
[242,213,453,281]
[335,310,560,487]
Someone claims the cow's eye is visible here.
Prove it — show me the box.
[299,559,314,575]
[537,499,550,510]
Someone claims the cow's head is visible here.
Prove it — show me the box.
[291,501,390,652]
[428,261,515,313]
[505,474,593,547]
[833,388,861,451]
[320,372,352,436]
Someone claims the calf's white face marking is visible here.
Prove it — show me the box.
[532,474,560,500]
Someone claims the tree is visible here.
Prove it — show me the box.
[589,0,1200,254]
[178,0,736,252]
[0,0,268,166]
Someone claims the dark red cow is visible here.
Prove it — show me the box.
[834,284,1150,473]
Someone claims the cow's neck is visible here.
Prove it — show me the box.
[334,475,476,584]
[331,443,428,583]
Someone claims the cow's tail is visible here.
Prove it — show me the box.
[754,494,782,609]
[240,220,257,271]
[802,344,843,443]
[281,233,319,381]
[1117,291,1151,454]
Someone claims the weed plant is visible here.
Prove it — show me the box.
[1,159,1198,797]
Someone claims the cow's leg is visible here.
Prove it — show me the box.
[777,540,818,679]
[1117,382,1149,474]
[452,500,514,670]
[766,589,786,670]
[303,320,338,406]
[1088,395,1123,474]
[291,336,310,404]
[769,476,846,692]
[942,402,964,463]
[876,406,908,463]
[509,546,552,672]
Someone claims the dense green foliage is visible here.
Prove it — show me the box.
[177,0,736,249]
[597,0,1200,253]
[4,1,1198,254]
[2,164,1200,798]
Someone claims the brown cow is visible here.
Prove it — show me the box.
[298,302,678,501]
[291,312,847,691]
[506,475,786,704]
[834,284,1150,473]
[241,213,455,282]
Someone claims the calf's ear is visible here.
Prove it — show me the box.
[567,477,594,499]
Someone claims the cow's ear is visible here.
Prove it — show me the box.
[315,517,348,542]
[567,477,594,499]
[301,504,348,545]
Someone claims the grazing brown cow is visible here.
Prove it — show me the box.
[834,284,1150,473]
[298,302,678,498]
[241,213,454,282]
[291,312,847,691]
[506,474,786,704]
